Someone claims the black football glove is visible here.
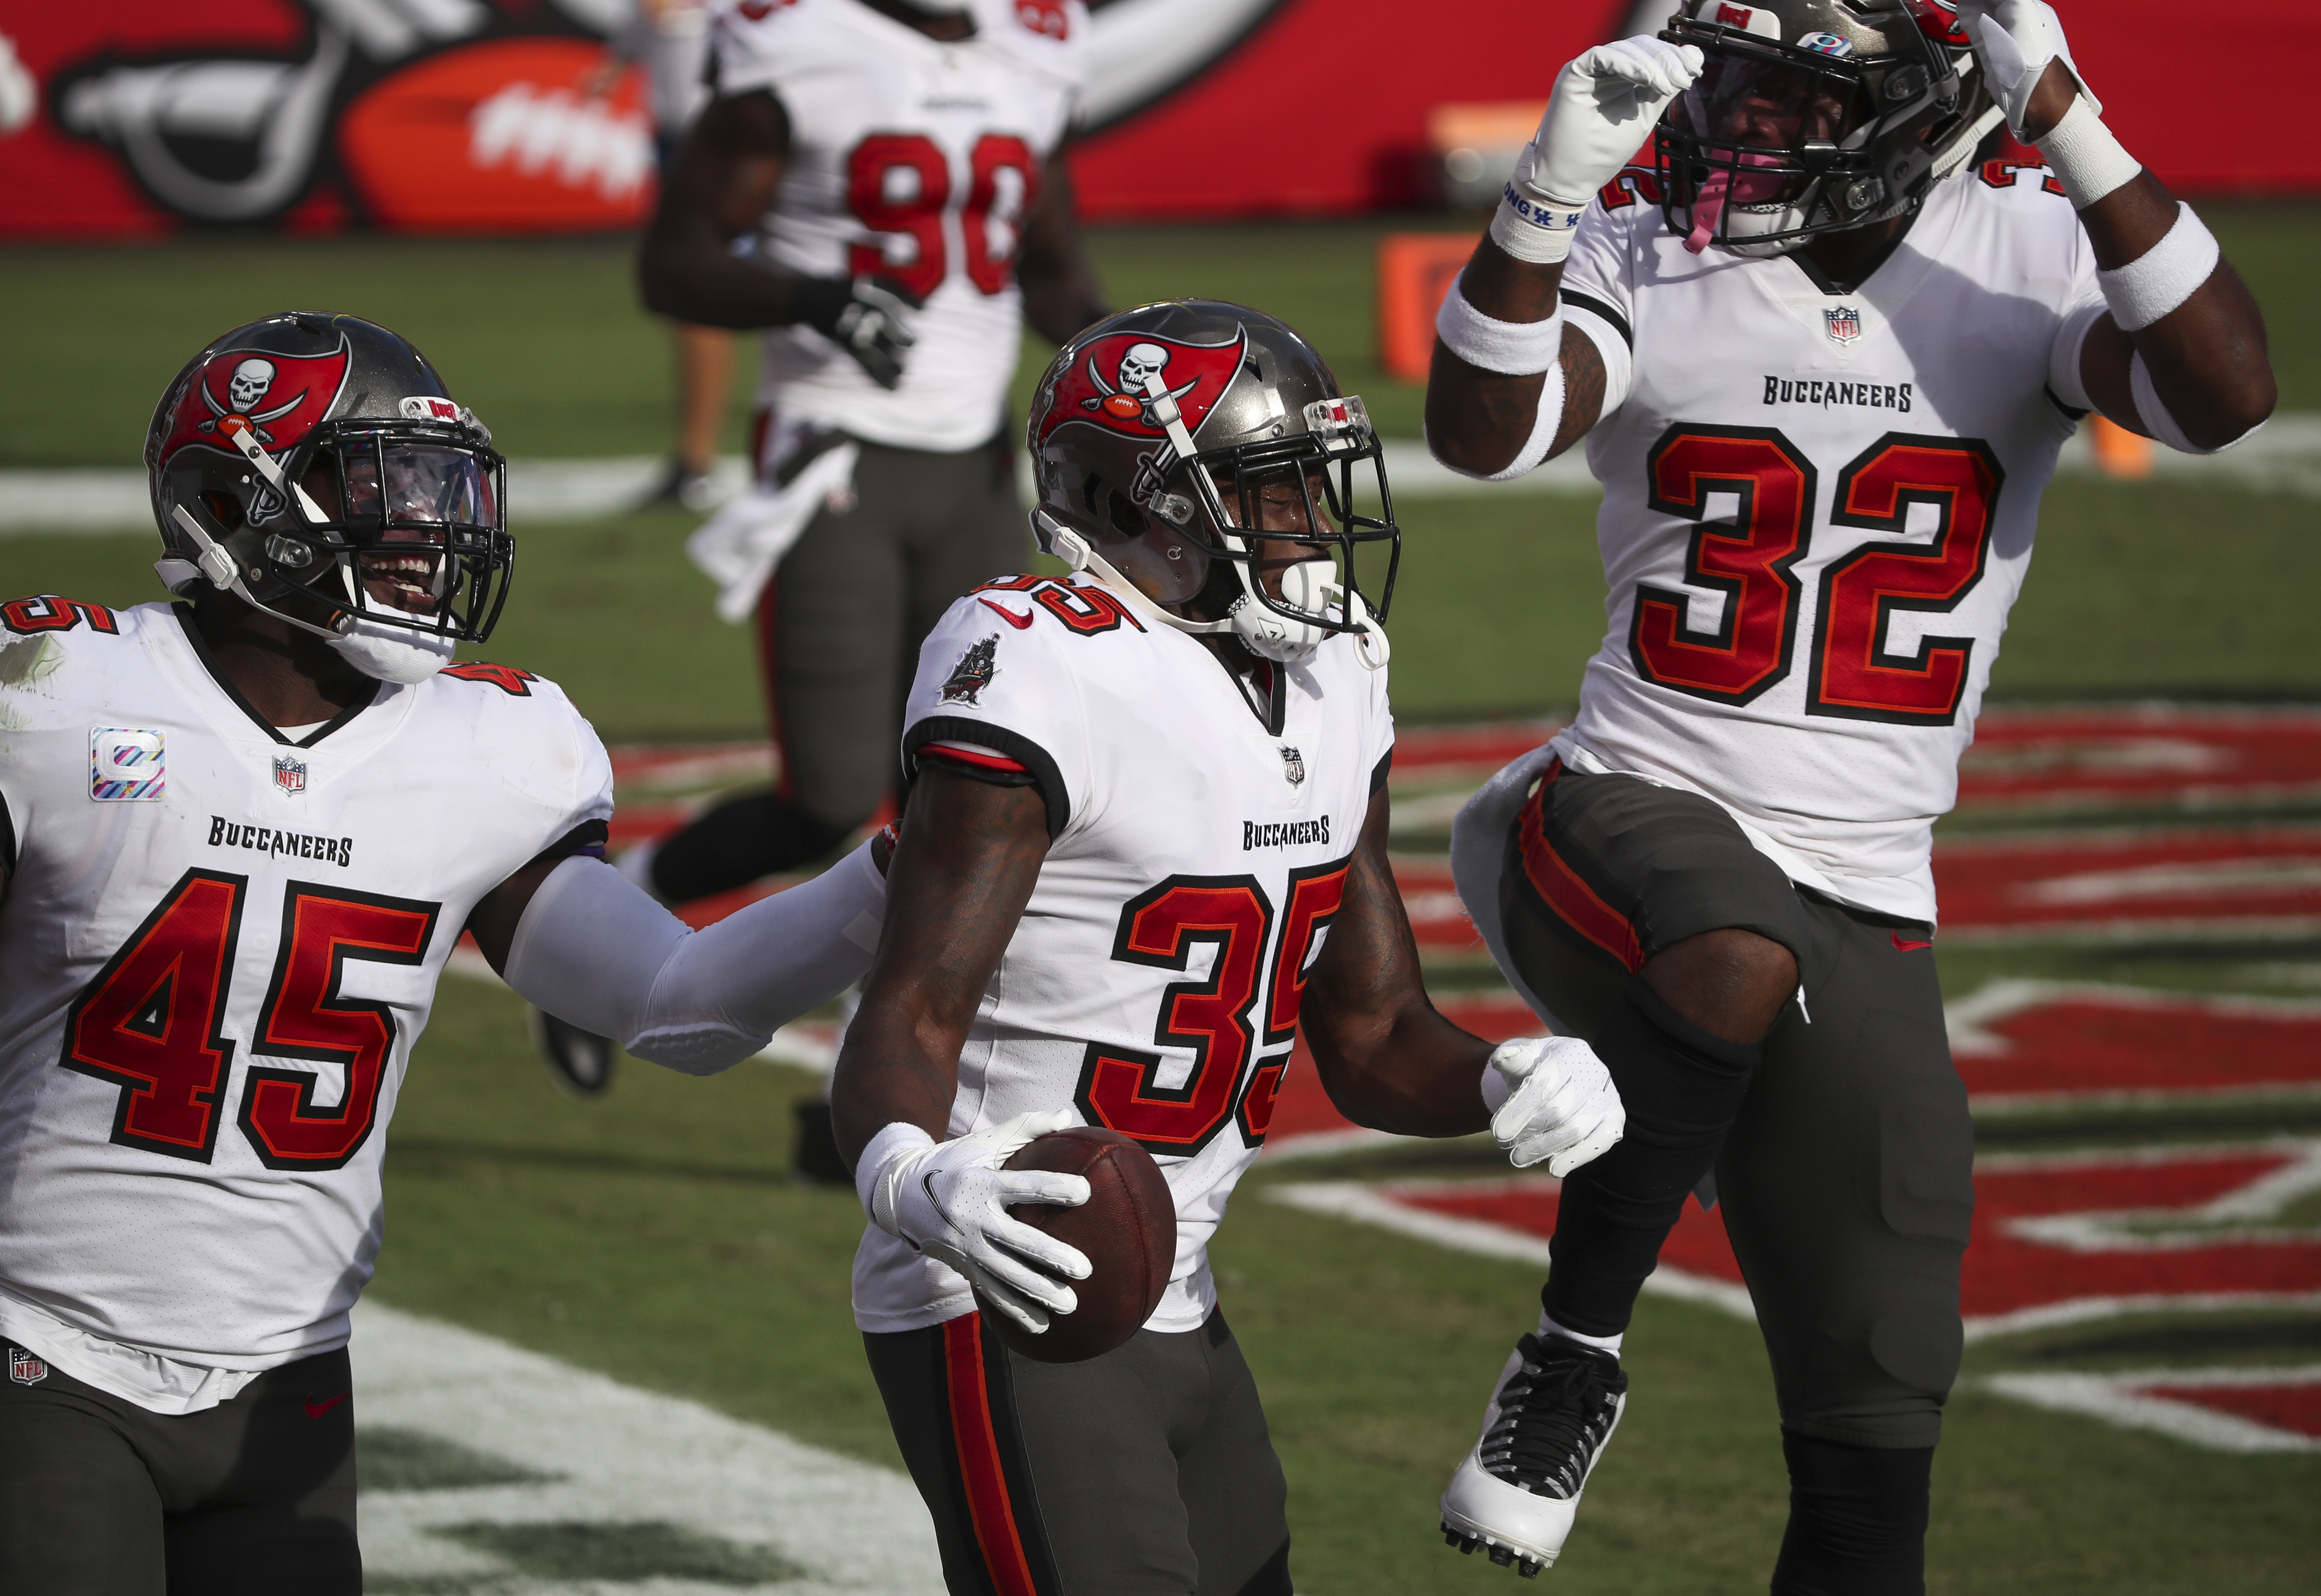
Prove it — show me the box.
[795,277,919,390]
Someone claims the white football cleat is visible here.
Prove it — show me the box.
[1439,1331,1628,1578]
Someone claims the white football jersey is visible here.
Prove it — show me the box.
[0,600,612,1412]
[851,574,1395,1334]
[1552,163,2105,921]
[712,0,1089,452]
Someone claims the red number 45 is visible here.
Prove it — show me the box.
[62,870,438,1170]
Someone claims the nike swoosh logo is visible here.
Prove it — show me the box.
[304,1389,351,1419]
[1891,932,1934,953]
[979,598,1035,629]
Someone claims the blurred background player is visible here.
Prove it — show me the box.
[592,0,737,511]
[0,312,887,1592]
[631,0,1111,907]
[1423,1,2275,1588]
[833,301,1624,1596]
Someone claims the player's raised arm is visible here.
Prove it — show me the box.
[1298,787,1626,1174]
[1958,1,2275,450]
[1425,38,1702,479]
[636,88,916,387]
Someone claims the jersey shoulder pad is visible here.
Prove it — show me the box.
[961,574,1148,644]
[436,660,555,699]
[0,593,128,643]
[1967,155,2073,205]
[979,0,1091,77]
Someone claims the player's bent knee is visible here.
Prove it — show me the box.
[1641,926,1798,1045]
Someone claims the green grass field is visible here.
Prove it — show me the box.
[3,214,2318,1594]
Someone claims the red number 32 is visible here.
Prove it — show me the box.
[62,870,438,1170]
[1633,426,2002,725]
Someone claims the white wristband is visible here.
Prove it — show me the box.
[2036,96,2141,209]
[2098,202,2220,332]
[1489,162,1588,265]
[1436,287,1565,377]
[857,1121,936,1233]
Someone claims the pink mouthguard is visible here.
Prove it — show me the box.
[1683,151,1789,254]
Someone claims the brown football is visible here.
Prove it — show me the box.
[979,1127,1175,1364]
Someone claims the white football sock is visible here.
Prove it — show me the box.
[1539,1311,1624,1356]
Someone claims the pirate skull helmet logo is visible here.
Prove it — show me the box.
[1083,340,1200,423]
[227,358,277,413]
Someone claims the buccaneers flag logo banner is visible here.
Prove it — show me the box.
[157,338,353,468]
[1037,328,1249,448]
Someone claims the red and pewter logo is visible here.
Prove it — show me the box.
[159,336,353,467]
[8,1347,47,1386]
[1037,328,1249,449]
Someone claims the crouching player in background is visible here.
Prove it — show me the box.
[831,302,1627,1596]
[0,313,887,1593]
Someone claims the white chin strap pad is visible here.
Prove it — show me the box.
[503,840,887,1075]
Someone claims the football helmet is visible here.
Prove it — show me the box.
[146,312,510,680]
[1025,301,1397,668]
[1653,0,2001,256]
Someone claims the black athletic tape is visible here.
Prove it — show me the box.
[1559,289,1632,350]
[905,716,1071,840]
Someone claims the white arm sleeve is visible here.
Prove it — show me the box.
[503,840,887,1076]
[2046,294,2108,414]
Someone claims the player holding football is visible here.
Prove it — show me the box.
[632,0,1111,907]
[0,313,887,1593]
[1422,1,2276,1588]
[830,302,1627,1596]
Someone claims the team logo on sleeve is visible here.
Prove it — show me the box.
[89,728,166,802]
[1824,305,1863,344]
[273,754,309,797]
[7,1347,47,1386]
[941,635,1000,705]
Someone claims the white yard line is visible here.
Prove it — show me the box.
[1975,1365,2321,1454]
[351,1299,943,1595]
[14,416,2321,534]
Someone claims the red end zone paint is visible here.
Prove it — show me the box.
[1934,827,2321,938]
[1957,707,2321,810]
[1375,1143,2321,1327]
[1954,984,2321,1104]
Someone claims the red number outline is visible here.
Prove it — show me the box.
[846,132,952,302]
[1631,426,1815,706]
[962,134,1040,296]
[240,884,438,1171]
[1978,158,2067,197]
[1076,876,1272,1157]
[1234,856,1353,1146]
[972,575,1146,634]
[1805,434,2004,725]
[3,595,119,636]
[60,870,247,1162]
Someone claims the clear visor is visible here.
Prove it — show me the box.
[1671,52,1857,155]
[338,444,498,537]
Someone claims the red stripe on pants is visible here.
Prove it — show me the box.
[1517,761,1645,972]
[941,1315,1040,1596]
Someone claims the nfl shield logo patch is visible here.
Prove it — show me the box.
[1279,745,1306,786]
[8,1346,47,1385]
[1824,305,1863,344]
[273,754,308,796]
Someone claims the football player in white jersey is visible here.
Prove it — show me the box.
[829,302,1625,1596]
[631,0,1110,909]
[0,313,890,1593]
[1420,1,2277,1587]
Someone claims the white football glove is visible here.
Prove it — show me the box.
[1519,36,1703,209]
[1955,0,2099,139]
[1488,1036,1624,1177]
[865,1109,1092,1336]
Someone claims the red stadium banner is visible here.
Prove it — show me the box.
[2,1,2314,239]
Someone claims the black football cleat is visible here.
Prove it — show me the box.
[530,1005,615,1098]
[1439,1331,1628,1576]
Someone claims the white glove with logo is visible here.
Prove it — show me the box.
[1955,0,2098,138]
[1487,1036,1625,1176]
[1494,36,1702,264]
[1526,36,1702,206]
[863,1109,1092,1335]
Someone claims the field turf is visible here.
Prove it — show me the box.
[3,213,2317,1593]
